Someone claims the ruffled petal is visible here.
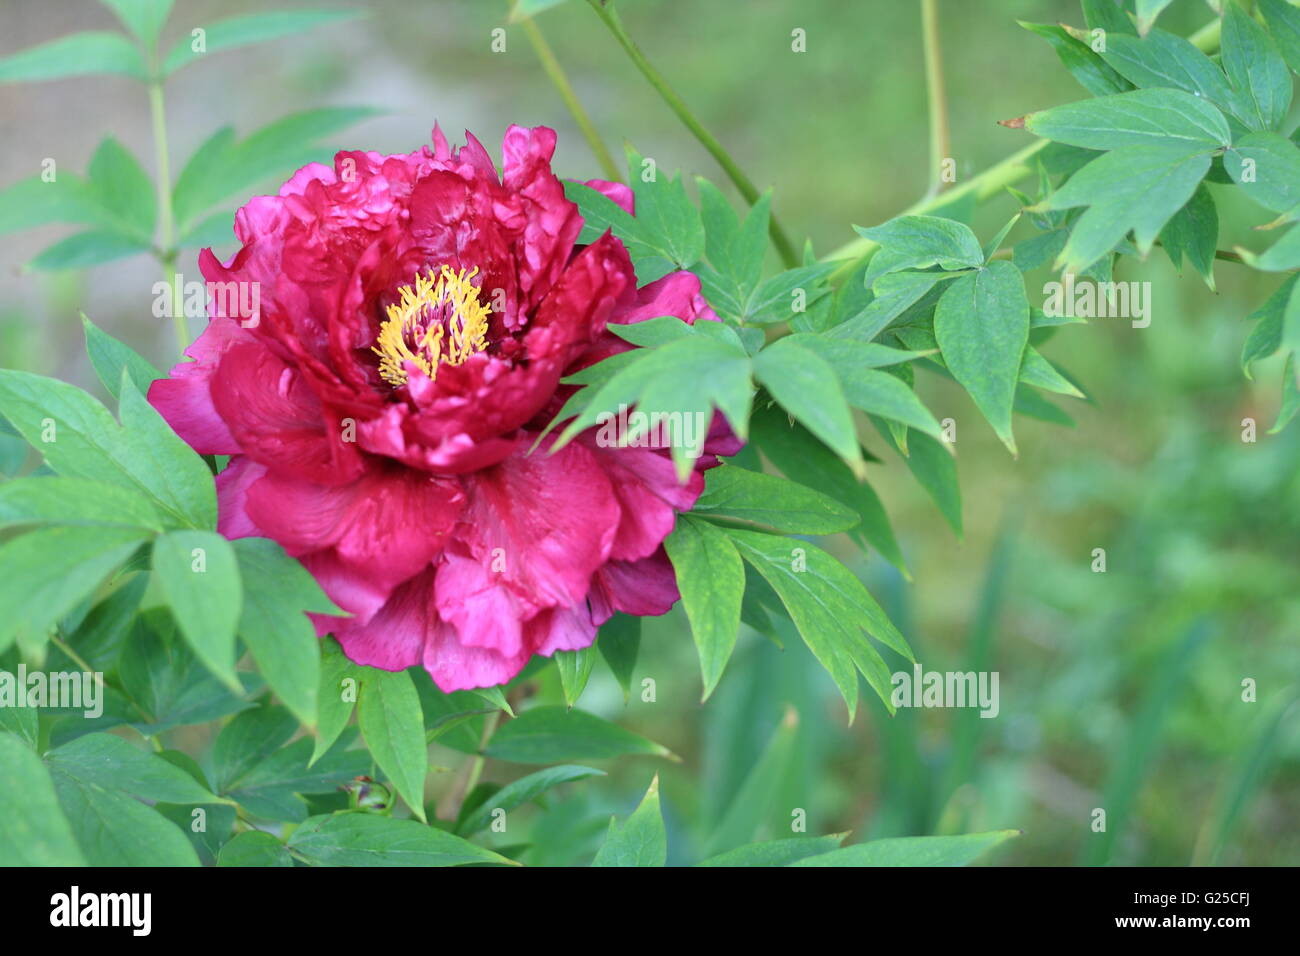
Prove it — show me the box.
[147,315,249,455]
[450,438,620,615]
[331,570,433,671]
[246,462,464,609]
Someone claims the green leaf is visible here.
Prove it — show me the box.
[1135,0,1175,35]
[211,705,297,793]
[356,667,428,821]
[116,373,219,529]
[1083,0,1137,35]
[0,705,38,751]
[1270,353,1300,433]
[46,732,220,804]
[591,776,667,867]
[749,405,908,573]
[0,733,85,865]
[456,764,605,836]
[82,314,163,401]
[1222,1,1292,131]
[791,830,1019,866]
[665,515,745,700]
[553,330,752,480]
[1238,224,1300,272]
[1019,21,1131,96]
[753,338,864,475]
[485,706,672,764]
[1100,29,1240,119]
[743,263,836,325]
[312,636,358,763]
[232,538,339,728]
[1223,131,1300,214]
[152,530,243,690]
[828,271,945,342]
[0,175,116,237]
[1020,348,1086,398]
[879,423,961,536]
[52,772,199,866]
[791,335,945,440]
[0,371,216,529]
[0,525,146,656]
[935,261,1031,455]
[288,812,515,866]
[1042,144,1210,272]
[29,230,149,271]
[1159,183,1218,288]
[697,834,846,867]
[1258,0,1300,74]
[0,476,163,532]
[86,137,156,241]
[623,146,705,275]
[177,209,236,248]
[724,528,910,717]
[596,613,640,698]
[691,463,858,534]
[0,369,215,528]
[705,709,799,854]
[856,215,984,284]
[222,734,368,822]
[172,107,380,230]
[566,150,705,283]
[217,830,293,867]
[100,0,175,48]
[695,179,769,320]
[116,609,256,735]
[1022,88,1231,151]
[0,32,146,83]
[555,646,596,709]
[163,9,364,74]
[1241,276,1298,377]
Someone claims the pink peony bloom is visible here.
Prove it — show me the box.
[150,125,734,691]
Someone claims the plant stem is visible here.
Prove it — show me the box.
[1189,17,1223,53]
[585,0,799,267]
[521,16,622,182]
[825,139,1050,282]
[439,711,500,819]
[148,79,184,356]
[49,634,95,675]
[921,0,950,197]
[822,16,1226,285]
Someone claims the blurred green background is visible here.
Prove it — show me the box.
[1,0,1296,865]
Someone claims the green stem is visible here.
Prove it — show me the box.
[439,711,500,820]
[825,139,1050,283]
[1189,17,1223,52]
[585,0,799,267]
[148,79,184,355]
[921,0,950,197]
[521,16,622,182]
[49,634,95,675]
[823,15,1225,285]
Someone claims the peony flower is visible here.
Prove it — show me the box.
[149,125,735,691]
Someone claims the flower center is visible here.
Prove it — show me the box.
[373,265,491,387]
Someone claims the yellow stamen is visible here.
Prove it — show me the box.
[373,265,491,387]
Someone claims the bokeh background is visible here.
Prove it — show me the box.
[1,0,1296,865]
